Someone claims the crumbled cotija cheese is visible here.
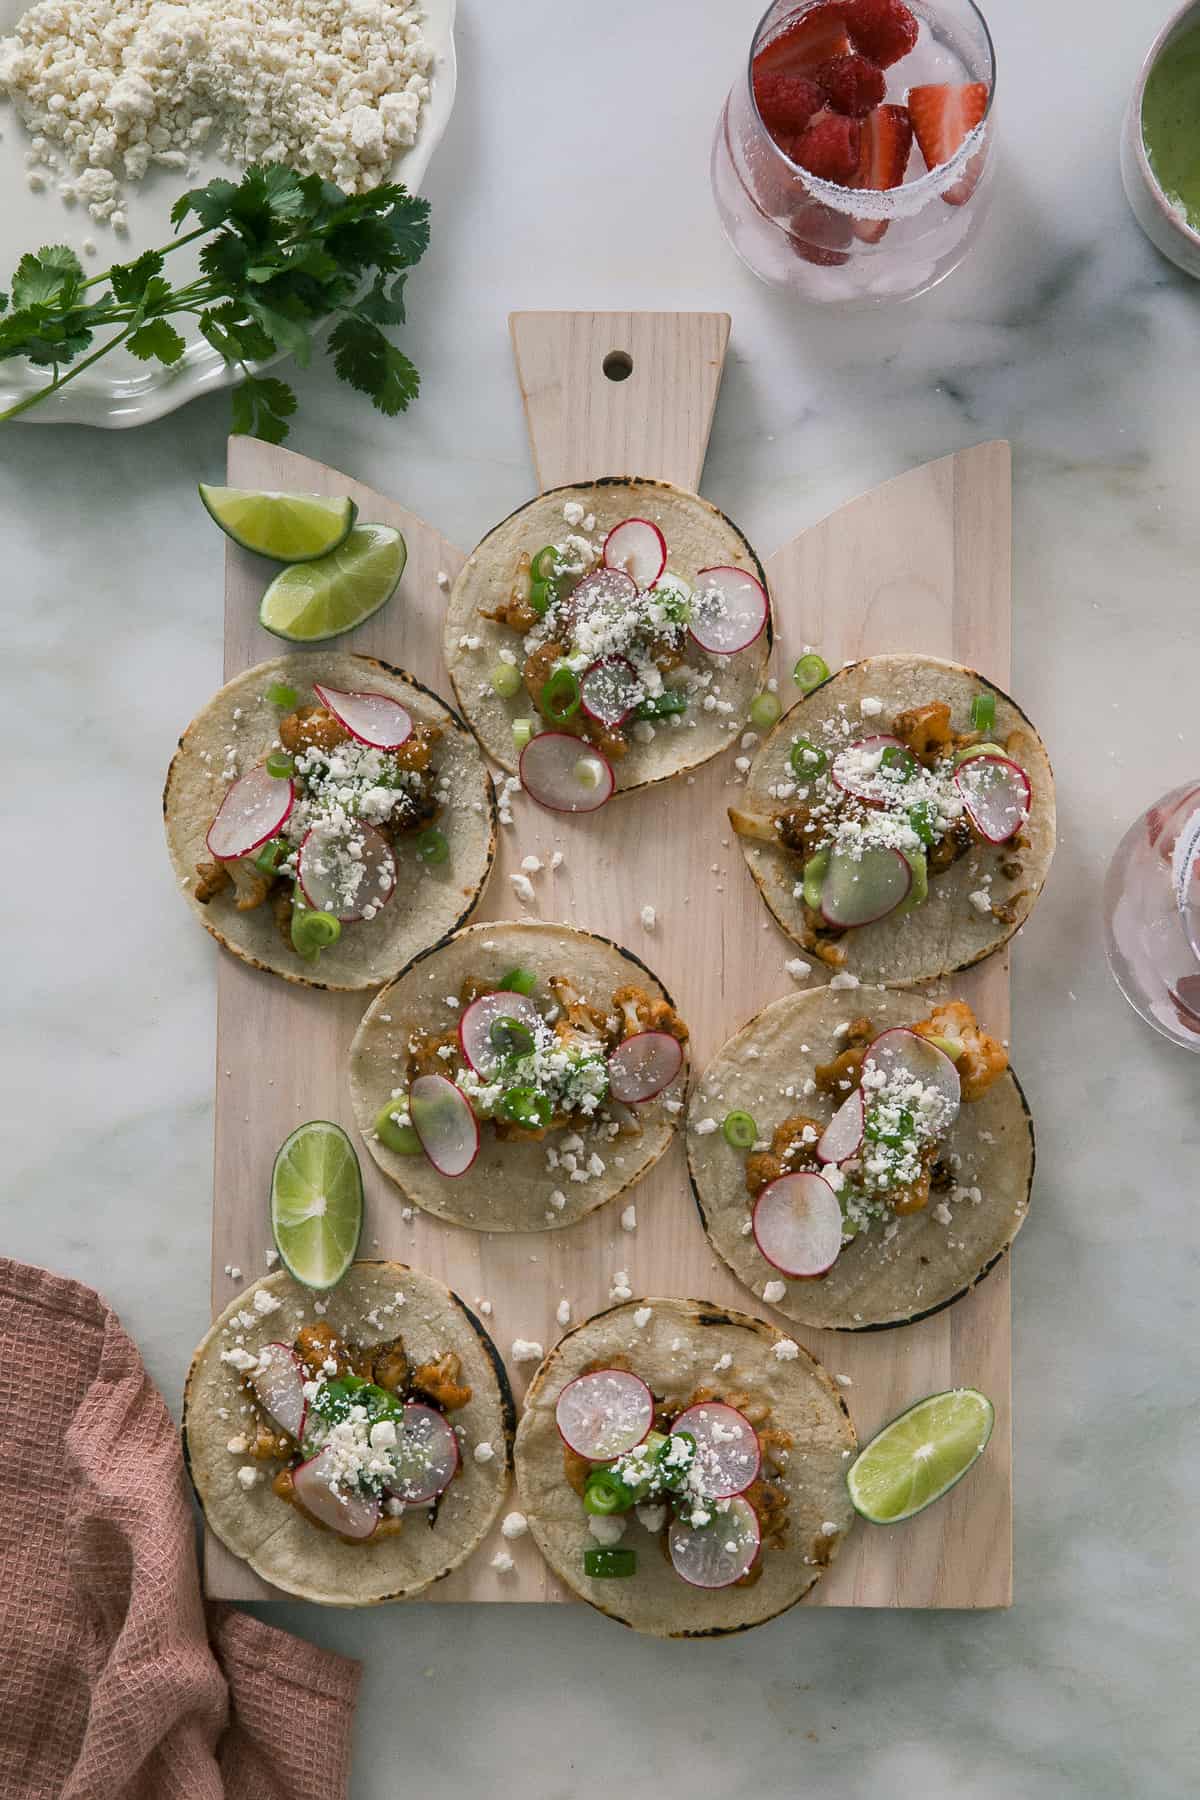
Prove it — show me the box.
[0,0,433,223]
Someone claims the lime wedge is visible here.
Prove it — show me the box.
[199,485,357,562]
[270,1120,364,1290]
[258,524,407,642]
[847,1388,994,1524]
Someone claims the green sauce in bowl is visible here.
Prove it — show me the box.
[1143,23,1200,231]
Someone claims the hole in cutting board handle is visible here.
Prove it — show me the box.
[602,350,634,382]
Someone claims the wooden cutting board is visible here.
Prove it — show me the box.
[205,311,1014,1609]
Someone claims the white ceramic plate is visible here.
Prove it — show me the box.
[0,0,456,426]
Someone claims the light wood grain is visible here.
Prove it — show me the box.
[205,315,1015,1609]
[510,311,729,492]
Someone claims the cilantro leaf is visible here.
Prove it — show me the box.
[230,374,297,444]
[329,315,419,416]
[127,318,186,364]
[109,251,165,303]
[171,178,239,230]
[356,272,408,327]
[11,245,83,310]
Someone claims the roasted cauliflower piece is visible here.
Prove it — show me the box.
[914,1000,1008,1101]
[278,705,349,754]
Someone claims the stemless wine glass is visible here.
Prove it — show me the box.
[711,0,997,303]
[1104,782,1200,1053]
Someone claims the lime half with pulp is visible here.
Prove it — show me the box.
[270,1120,364,1290]
[199,485,357,562]
[259,523,406,642]
[847,1388,994,1524]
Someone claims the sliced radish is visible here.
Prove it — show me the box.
[752,1171,843,1278]
[603,517,667,588]
[555,1368,654,1461]
[580,655,640,729]
[384,1403,460,1505]
[687,566,769,656]
[458,990,545,1079]
[249,1341,307,1440]
[409,1073,480,1177]
[669,1495,761,1589]
[312,683,413,751]
[863,1028,961,1116]
[563,566,638,632]
[670,1403,761,1499]
[830,735,911,803]
[297,820,396,922]
[955,754,1031,844]
[819,844,912,927]
[519,732,615,813]
[205,763,294,861]
[607,1031,684,1104]
[292,1446,381,1539]
[817,1088,865,1165]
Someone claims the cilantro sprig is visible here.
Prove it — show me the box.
[0,163,430,440]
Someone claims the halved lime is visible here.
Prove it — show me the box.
[847,1388,994,1524]
[199,485,357,562]
[270,1120,363,1291]
[258,524,407,642]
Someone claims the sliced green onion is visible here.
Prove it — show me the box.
[952,741,1005,770]
[499,967,537,996]
[540,665,581,724]
[266,682,298,709]
[789,738,828,779]
[802,849,829,913]
[500,1086,552,1130]
[970,691,996,734]
[749,691,781,733]
[291,908,341,960]
[634,690,688,721]
[658,1430,696,1490]
[490,661,522,699]
[880,745,917,780]
[574,755,604,790]
[722,1109,759,1149]
[265,750,295,779]
[512,718,534,752]
[793,653,830,693]
[529,579,556,617]
[253,837,289,875]
[373,1100,423,1155]
[530,546,559,583]
[583,1470,636,1516]
[907,802,937,846]
[583,1546,637,1579]
[489,1015,535,1059]
[925,1034,965,1061]
[865,1106,914,1148]
[415,827,449,866]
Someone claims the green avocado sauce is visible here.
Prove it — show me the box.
[1143,25,1200,231]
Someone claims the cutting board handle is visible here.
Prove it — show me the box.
[509,311,730,494]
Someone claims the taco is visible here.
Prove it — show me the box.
[513,1298,855,1636]
[687,987,1034,1331]
[163,652,496,991]
[730,655,1055,984]
[443,478,771,810]
[349,921,689,1232]
[183,1262,514,1605]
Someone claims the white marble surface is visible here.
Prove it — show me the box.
[2,0,1196,1794]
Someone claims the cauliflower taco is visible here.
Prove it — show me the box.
[349,921,689,1232]
[513,1298,856,1636]
[164,653,496,991]
[183,1263,514,1605]
[688,986,1034,1331]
